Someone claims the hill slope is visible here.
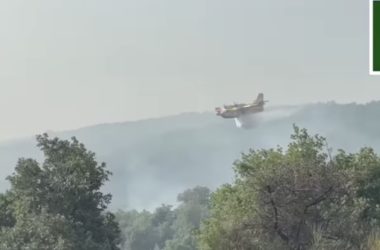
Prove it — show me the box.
[1,102,380,210]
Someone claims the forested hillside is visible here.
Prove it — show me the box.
[1,102,380,210]
[118,126,380,249]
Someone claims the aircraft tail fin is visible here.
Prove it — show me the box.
[254,93,264,104]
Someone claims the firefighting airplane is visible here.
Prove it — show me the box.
[215,93,267,128]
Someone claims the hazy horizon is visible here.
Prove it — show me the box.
[0,0,375,141]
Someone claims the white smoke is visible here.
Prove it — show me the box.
[236,105,302,129]
[257,106,302,122]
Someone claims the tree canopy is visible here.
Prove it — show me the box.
[199,125,380,250]
[116,186,210,250]
[0,134,120,250]
[4,125,380,249]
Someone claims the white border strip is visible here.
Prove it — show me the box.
[370,0,380,75]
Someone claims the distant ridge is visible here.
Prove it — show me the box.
[1,102,380,211]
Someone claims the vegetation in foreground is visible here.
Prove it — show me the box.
[116,186,210,250]
[117,126,380,250]
[0,134,120,249]
[3,125,380,249]
[199,125,380,250]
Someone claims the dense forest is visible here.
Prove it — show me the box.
[2,123,380,249]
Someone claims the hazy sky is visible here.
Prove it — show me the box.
[0,0,376,141]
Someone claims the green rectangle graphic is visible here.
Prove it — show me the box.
[373,1,380,72]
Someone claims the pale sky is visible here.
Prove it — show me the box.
[0,0,377,141]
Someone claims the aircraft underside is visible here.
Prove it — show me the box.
[221,107,263,119]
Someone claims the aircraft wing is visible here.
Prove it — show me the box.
[227,107,239,111]
[239,104,256,112]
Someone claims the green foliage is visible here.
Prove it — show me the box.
[0,134,120,249]
[5,122,380,249]
[116,209,160,250]
[0,209,76,250]
[116,186,210,250]
[164,186,210,250]
[0,192,15,229]
[199,125,380,250]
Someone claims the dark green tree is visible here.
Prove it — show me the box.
[0,192,15,229]
[116,187,211,250]
[116,209,159,250]
[164,186,210,250]
[0,134,120,250]
[199,126,379,250]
